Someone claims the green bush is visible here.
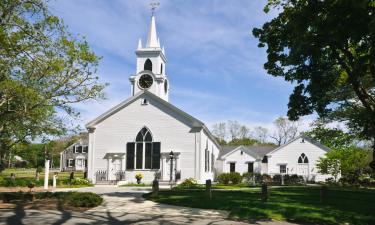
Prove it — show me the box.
[36,166,43,173]
[175,178,200,189]
[229,172,242,184]
[261,174,272,183]
[217,173,231,185]
[272,174,282,184]
[69,178,90,185]
[65,192,103,207]
[243,172,262,185]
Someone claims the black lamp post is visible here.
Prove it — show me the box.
[169,151,174,189]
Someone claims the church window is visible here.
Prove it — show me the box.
[298,153,309,163]
[144,59,152,71]
[280,164,287,174]
[211,152,215,172]
[230,163,235,172]
[126,127,160,170]
[160,63,163,74]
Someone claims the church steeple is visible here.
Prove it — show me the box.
[129,8,169,102]
[146,16,160,48]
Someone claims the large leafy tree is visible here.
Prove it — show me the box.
[0,0,107,159]
[253,0,375,169]
[304,120,357,149]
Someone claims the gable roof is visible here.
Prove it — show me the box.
[85,91,221,148]
[219,145,276,160]
[266,135,331,156]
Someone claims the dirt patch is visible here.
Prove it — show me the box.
[0,187,54,192]
[0,198,90,212]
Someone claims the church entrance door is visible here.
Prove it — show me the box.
[110,159,122,180]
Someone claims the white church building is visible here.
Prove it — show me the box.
[86,15,220,184]
[84,14,332,184]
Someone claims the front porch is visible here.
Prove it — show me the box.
[94,152,181,185]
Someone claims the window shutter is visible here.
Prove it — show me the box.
[145,143,152,169]
[136,143,143,169]
[66,160,69,167]
[85,159,88,167]
[152,142,161,169]
[126,142,135,169]
[73,160,75,167]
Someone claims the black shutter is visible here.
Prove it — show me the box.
[152,142,160,169]
[145,143,152,169]
[126,142,135,169]
[66,160,69,167]
[85,159,88,167]
[136,143,143,169]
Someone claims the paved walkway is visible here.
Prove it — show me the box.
[0,186,298,225]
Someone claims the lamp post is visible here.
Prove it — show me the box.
[169,151,174,189]
[44,146,51,190]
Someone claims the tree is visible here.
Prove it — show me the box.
[212,122,226,143]
[253,0,375,170]
[304,120,357,149]
[239,125,250,139]
[0,0,107,159]
[253,126,268,143]
[270,116,299,146]
[317,147,370,183]
[228,120,241,140]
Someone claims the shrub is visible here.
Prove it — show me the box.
[261,174,272,184]
[175,178,200,189]
[135,173,143,180]
[36,166,43,173]
[229,172,242,184]
[65,192,103,207]
[70,178,90,185]
[242,172,257,183]
[272,174,282,184]
[217,173,231,185]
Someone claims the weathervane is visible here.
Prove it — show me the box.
[150,2,160,16]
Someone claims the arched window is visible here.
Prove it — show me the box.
[126,127,160,170]
[298,153,309,163]
[144,59,152,71]
[160,63,163,74]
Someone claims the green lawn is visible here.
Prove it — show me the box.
[0,168,88,187]
[144,186,375,225]
[1,168,84,179]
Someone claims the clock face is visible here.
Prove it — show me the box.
[164,80,168,93]
[138,74,153,89]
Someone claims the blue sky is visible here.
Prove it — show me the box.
[49,0,313,133]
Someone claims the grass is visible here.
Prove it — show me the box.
[0,168,89,188]
[144,186,375,225]
[1,168,84,179]
[120,182,152,187]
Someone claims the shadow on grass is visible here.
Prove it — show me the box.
[144,187,375,225]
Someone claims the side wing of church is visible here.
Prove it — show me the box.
[85,15,220,184]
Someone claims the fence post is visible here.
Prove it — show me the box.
[206,179,212,199]
[320,185,327,203]
[261,183,268,202]
[10,173,16,181]
[152,179,159,197]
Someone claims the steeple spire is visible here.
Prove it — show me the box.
[146,15,160,48]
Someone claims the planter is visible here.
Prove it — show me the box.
[136,178,141,184]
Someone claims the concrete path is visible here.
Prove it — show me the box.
[0,186,298,225]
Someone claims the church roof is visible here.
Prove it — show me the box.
[85,91,221,148]
[219,145,276,160]
[266,135,331,155]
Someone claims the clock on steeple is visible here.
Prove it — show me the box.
[129,13,169,102]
